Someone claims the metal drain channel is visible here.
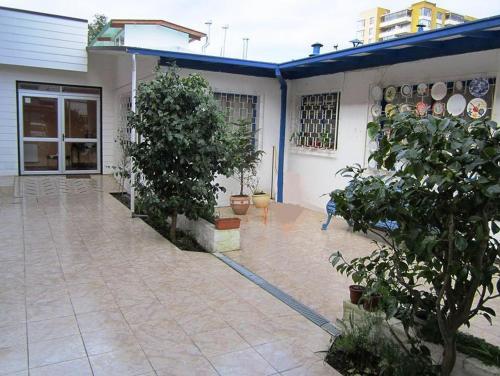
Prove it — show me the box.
[213,252,341,337]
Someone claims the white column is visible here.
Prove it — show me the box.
[130,53,137,215]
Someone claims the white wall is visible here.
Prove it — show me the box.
[124,25,190,52]
[0,7,87,72]
[284,49,500,211]
[0,53,117,175]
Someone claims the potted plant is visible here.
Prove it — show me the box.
[227,120,264,215]
[349,285,365,304]
[215,217,241,230]
[248,177,271,209]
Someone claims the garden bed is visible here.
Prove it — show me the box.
[110,192,205,252]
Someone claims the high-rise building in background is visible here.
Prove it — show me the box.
[357,1,475,44]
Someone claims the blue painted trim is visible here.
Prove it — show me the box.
[275,68,287,203]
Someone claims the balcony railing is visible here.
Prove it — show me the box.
[447,13,465,23]
[381,9,411,23]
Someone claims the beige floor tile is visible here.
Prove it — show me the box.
[27,295,73,322]
[120,301,172,325]
[89,348,153,376]
[154,354,218,375]
[76,309,129,334]
[209,348,277,376]
[0,324,26,348]
[176,308,228,335]
[28,315,79,343]
[190,326,250,357]
[254,339,320,373]
[130,319,189,349]
[82,328,141,356]
[29,358,92,376]
[0,344,27,375]
[141,342,202,370]
[28,334,86,368]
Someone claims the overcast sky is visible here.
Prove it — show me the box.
[2,0,499,62]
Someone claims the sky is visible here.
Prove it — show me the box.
[2,0,499,62]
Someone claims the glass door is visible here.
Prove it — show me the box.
[19,89,100,175]
[62,97,100,173]
[20,94,61,174]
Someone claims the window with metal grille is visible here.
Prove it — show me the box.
[213,93,259,143]
[292,92,340,150]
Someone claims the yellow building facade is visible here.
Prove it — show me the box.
[357,1,475,44]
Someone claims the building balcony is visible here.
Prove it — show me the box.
[379,24,412,39]
[380,10,412,28]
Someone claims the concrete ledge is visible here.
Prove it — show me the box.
[342,301,500,376]
[177,215,240,253]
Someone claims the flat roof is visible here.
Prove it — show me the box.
[89,14,500,79]
[0,5,87,23]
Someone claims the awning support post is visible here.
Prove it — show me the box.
[130,53,137,215]
[274,67,287,203]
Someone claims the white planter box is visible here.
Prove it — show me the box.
[177,215,240,253]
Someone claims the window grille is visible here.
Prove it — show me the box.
[213,92,259,144]
[292,92,340,150]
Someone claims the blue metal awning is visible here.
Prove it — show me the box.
[89,15,500,79]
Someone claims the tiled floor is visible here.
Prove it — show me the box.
[223,202,500,347]
[0,176,339,376]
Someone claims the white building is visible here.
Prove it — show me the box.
[1,5,500,212]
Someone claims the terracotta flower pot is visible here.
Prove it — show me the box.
[252,193,270,209]
[215,218,241,230]
[363,294,381,312]
[349,285,365,304]
[230,195,251,215]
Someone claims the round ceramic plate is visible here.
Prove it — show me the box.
[467,98,487,119]
[371,104,382,117]
[384,86,397,102]
[432,101,445,116]
[371,86,383,101]
[401,84,412,98]
[469,78,489,97]
[416,101,428,117]
[417,83,428,96]
[385,103,397,117]
[446,94,466,116]
[454,80,464,91]
[431,82,447,100]
[399,103,412,113]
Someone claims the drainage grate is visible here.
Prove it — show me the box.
[213,252,341,337]
[66,174,91,179]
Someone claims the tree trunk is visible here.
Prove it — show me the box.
[239,169,244,196]
[170,211,177,242]
[441,333,457,376]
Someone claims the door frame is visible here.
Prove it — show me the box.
[17,84,102,175]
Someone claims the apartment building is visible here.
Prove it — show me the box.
[356,1,475,44]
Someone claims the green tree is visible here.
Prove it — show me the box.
[129,67,232,241]
[88,14,108,45]
[331,113,500,375]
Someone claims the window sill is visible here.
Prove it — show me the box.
[289,146,337,158]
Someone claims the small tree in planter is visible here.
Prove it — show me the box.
[128,67,232,242]
[227,119,264,215]
[330,113,500,375]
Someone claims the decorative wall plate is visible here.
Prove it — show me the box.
[399,103,412,113]
[431,82,447,100]
[371,104,382,117]
[446,94,466,116]
[469,78,489,97]
[432,101,445,116]
[385,103,397,117]
[467,98,487,119]
[401,84,412,98]
[384,86,397,102]
[417,83,428,96]
[371,86,383,101]
[454,80,464,91]
[416,101,428,117]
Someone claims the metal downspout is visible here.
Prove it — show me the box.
[275,67,287,203]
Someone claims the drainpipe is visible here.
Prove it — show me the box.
[130,53,137,215]
[274,67,287,203]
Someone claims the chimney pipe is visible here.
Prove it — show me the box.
[310,42,323,56]
[242,38,249,59]
[202,20,212,54]
[220,25,229,57]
